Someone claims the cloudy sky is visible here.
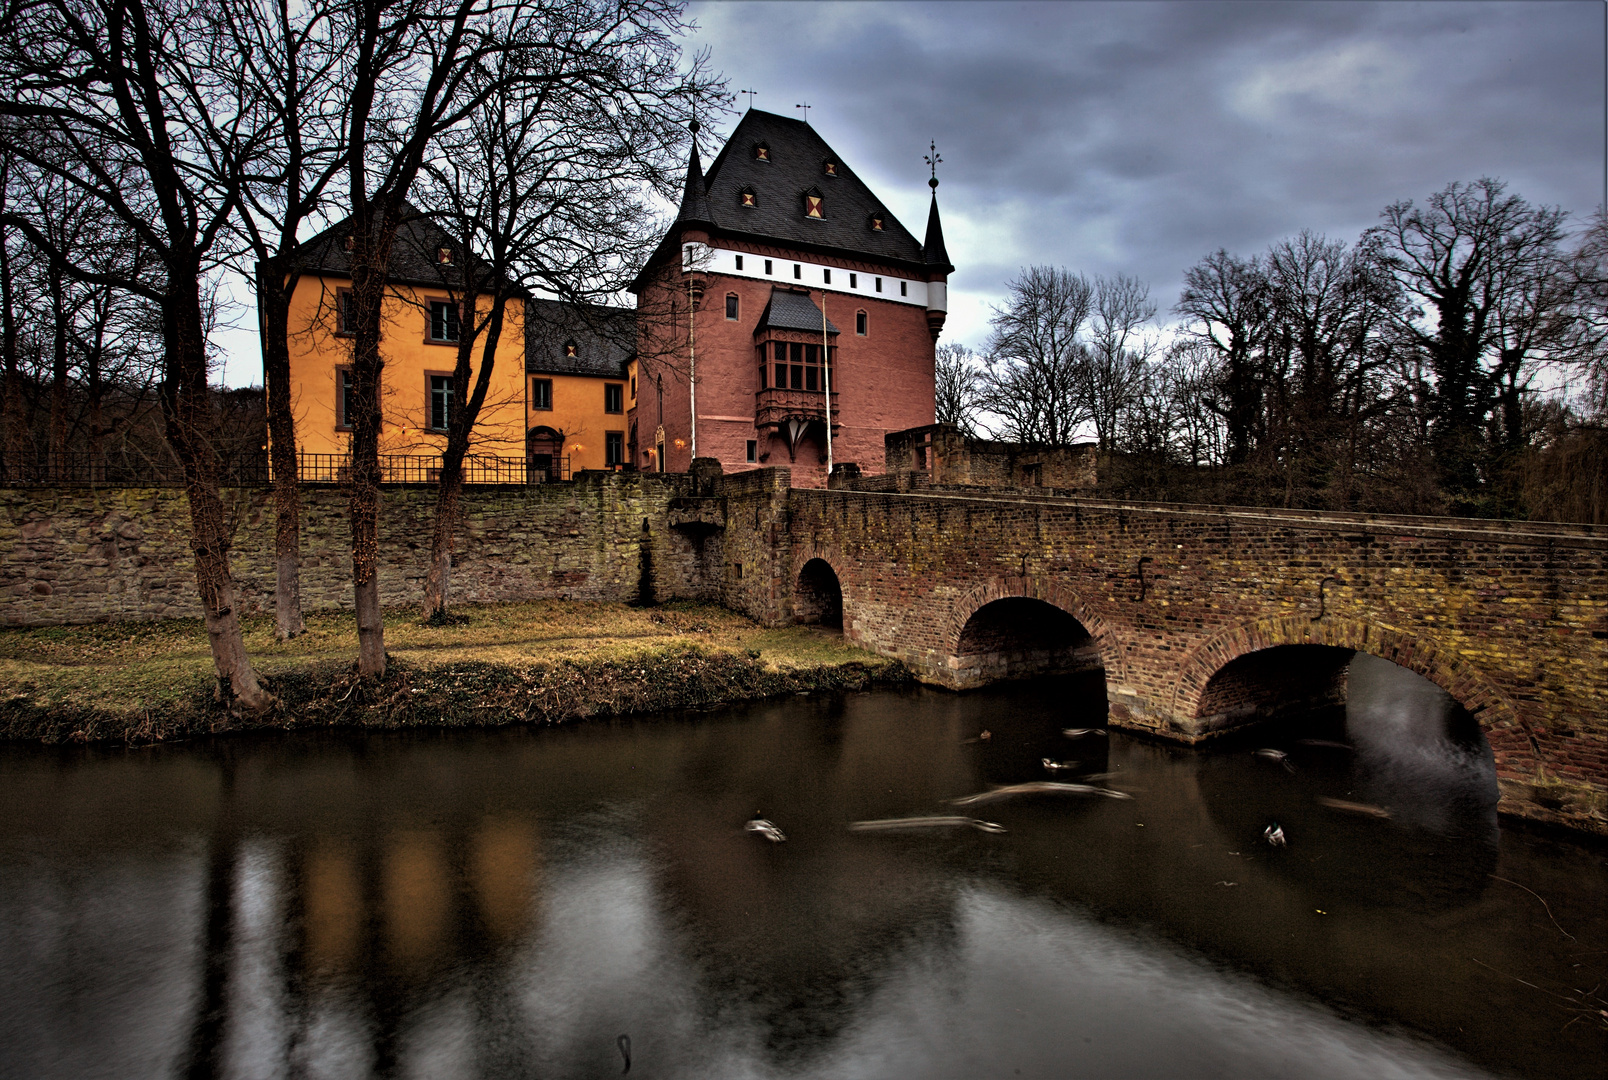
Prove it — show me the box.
[214,0,1605,384]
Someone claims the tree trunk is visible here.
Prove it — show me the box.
[258,261,305,640]
[162,277,275,714]
[420,458,462,621]
[421,294,506,621]
[0,209,18,482]
[346,211,397,679]
[49,263,68,480]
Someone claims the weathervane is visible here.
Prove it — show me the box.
[795,101,811,124]
[739,88,758,111]
[925,140,942,190]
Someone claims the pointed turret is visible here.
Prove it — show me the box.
[923,176,951,341]
[922,177,952,271]
[676,119,712,226]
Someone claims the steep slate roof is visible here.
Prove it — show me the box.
[524,298,635,377]
[754,287,840,335]
[295,204,516,292]
[698,110,925,266]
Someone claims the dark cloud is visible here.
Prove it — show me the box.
[685,0,1606,346]
[211,1,1604,381]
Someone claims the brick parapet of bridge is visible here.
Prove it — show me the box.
[758,487,1607,834]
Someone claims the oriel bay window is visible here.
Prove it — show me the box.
[761,341,836,391]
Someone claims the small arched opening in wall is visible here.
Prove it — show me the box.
[795,558,843,630]
[951,597,1102,690]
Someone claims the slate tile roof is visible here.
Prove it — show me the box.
[524,298,635,377]
[295,205,515,292]
[755,287,840,336]
[695,110,928,268]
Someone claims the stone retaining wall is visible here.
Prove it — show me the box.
[0,474,717,625]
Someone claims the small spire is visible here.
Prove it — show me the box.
[923,189,951,271]
[676,118,710,224]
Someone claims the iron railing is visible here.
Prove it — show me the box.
[0,452,570,487]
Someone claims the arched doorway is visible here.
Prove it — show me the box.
[795,559,843,629]
[952,597,1100,687]
[527,425,564,482]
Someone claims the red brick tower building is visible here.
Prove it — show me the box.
[629,109,952,484]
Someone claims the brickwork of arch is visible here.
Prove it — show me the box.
[1167,614,1526,746]
[938,576,1130,685]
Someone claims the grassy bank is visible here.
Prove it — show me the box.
[0,601,910,743]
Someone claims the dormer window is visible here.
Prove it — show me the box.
[823,160,838,177]
[343,235,355,251]
[804,191,824,219]
[868,213,884,231]
[739,186,757,208]
[753,143,770,161]
[564,340,577,358]
[437,247,453,264]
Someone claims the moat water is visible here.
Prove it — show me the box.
[0,657,1602,1079]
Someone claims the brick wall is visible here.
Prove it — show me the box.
[0,474,720,625]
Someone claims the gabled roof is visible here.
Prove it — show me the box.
[525,298,635,377]
[295,204,517,292]
[755,287,840,336]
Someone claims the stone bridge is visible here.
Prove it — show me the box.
[714,468,1607,834]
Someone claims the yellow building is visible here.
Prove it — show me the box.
[281,215,528,482]
[523,299,635,477]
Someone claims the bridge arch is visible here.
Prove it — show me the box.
[1167,615,1527,750]
[795,557,844,629]
[937,577,1129,690]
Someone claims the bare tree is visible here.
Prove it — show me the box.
[1081,273,1155,452]
[1366,178,1572,500]
[978,266,1093,445]
[0,0,274,711]
[934,341,981,435]
[211,0,349,641]
[1175,249,1271,466]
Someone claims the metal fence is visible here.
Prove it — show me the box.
[0,452,570,487]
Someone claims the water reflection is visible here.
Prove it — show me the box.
[0,674,1599,1080]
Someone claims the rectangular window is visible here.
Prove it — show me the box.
[531,378,552,410]
[823,269,832,284]
[875,277,883,293]
[735,254,744,271]
[429,374,453,431]
[338,368,355,428]
[429,300,460,342]
[850,273,857,288]
[775,363,786,389]
[764,259,773,275]
[630,376,637,398]
[791,365,803,390]
[337,290,355,335]
[725,294,739,320]
[606,431,624,466]
[604,383,624,414]
[793,264,801,279]
[746,440,757,463]
[901,281,908,296]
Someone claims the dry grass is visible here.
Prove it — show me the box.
[0,600,879,714]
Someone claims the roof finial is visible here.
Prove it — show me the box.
[925,140,942,190]
[740,88,758,111]
[795,101,811,124]
[689,116,700,135]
